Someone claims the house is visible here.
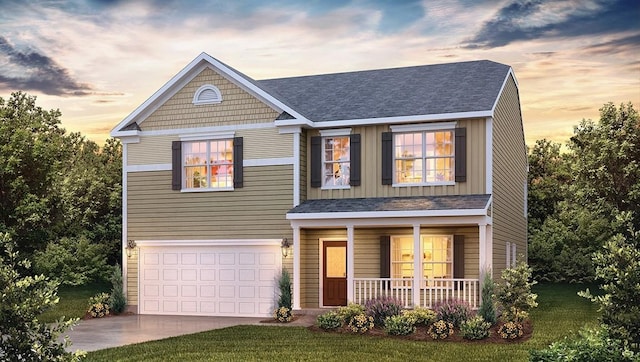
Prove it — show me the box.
[110,52,527,317]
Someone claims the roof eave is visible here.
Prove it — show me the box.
[308,111,493,129]
[286,208,489,220]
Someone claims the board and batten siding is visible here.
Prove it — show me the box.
[491,74,527,279]
[140,67,280,131]
[299,227,479,308]
[306,118,486,200]
[127,128,291,166]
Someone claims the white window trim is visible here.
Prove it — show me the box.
[192,84,222,105]
[321,134,351,190]
[181,138,234,192]
[390,121,457,133]
[392,129,456,187]
[506,242,511,268]
[180,131,235,141]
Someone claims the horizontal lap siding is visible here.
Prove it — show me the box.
[492,75,527,279]
[307,119,486,199]
[141,68,279,131]
[127,166,293,240]
[127,129,291,166]
[126,254,138,306]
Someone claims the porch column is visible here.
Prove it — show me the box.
[346,224,355,303]
[479,223,493,276]
[412,224,421,307]
[293,225,301,310]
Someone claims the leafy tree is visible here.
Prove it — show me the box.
[0,232,85,361]
[0,92,69,255]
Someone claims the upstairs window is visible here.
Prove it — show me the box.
[394,130,454,184]
[323,136,350,187]
[183,139,233,189]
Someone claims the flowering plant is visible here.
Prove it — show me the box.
[87,292,110,318]
[364,296,403,327]
[348,313,374,333]
[428,319,454,339]
[274,306,293,322]
[498,321,523,339]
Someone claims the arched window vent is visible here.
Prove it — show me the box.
[193,84,222,105]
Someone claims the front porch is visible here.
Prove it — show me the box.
[286,195,494,310]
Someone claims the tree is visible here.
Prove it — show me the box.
[0,232,84,361]
[0,92,70,255]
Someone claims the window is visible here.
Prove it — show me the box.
[183,139,233,189]
[391,235,453,280]
[394,130,454,184]
[323,136,350,187]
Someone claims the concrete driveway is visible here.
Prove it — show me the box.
[65,311,321,352]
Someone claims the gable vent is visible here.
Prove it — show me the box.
[193,84,222,105]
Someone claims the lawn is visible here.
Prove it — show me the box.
[39,281,111,323]
[82,283,599,362]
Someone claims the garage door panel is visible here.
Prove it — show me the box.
[139,244,280,317]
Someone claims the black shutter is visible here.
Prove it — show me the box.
[171,141,182,190]
[310,136,322,188]
[350,134,361,186]
[455,128,467,182]
[380,236,391,283]
[453,235,465,290]
[381,132,393,185]
[233,137,243,188]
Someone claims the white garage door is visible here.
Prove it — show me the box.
[138,243,281,317]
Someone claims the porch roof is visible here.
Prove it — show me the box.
[287,194,491,220]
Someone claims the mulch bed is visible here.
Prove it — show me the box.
[307,320,533,344]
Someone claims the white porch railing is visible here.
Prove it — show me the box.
[353,278,480,309]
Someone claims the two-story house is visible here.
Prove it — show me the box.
[110,52,527,317]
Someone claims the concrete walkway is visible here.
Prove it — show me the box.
[65,310,322,352]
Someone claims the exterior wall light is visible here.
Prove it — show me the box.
[281,238,291,258]
[126,239,137,258]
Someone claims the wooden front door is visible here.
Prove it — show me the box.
[323,241,347,306]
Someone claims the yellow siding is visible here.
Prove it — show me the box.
[141,67,279,131]
[491,75,528,278]
[306,119,486,199]
[127,128,290,166]
[126,253,138,306]
[127,166,293,240]
[300,226,479,308]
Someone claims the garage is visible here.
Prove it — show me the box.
[138,241,282,317]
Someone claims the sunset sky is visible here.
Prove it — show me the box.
[1,0,638,146]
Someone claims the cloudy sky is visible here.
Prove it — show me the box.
[0,0,638,146]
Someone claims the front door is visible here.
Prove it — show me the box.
[323,241,347,306]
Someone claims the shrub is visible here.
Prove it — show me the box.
[348,313,374,333]
[478,270,497,325]
[530,326,637,361]
[364,296,403,327]
[384,314,416,336]
[337,303,365,324]
[273,306,293,323]
[495,260,538,323]
[460,315,491,340]
[498,321,523,339]
[428,320,454,340]
[402,307,437,326]
[0,232,85,361]
[316,311,342,330]
[33,236,111,286]
[108,266,126,314]
[88,292,110,318]
[434,299,472,328]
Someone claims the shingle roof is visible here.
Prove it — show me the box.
[259,60,510,122]
[288,194,491,214]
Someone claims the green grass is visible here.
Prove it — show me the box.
[85,283,599,362]
[39,281,110,323]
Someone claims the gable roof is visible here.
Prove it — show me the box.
[260,61,511,124]
[111,53,515,137]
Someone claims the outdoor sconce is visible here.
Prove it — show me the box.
[126,239,137,258]
[281,238,291,258]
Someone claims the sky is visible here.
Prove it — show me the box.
[0,0,638,146]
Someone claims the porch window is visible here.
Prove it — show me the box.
[393,130,454,184]
[391,235,453,280]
